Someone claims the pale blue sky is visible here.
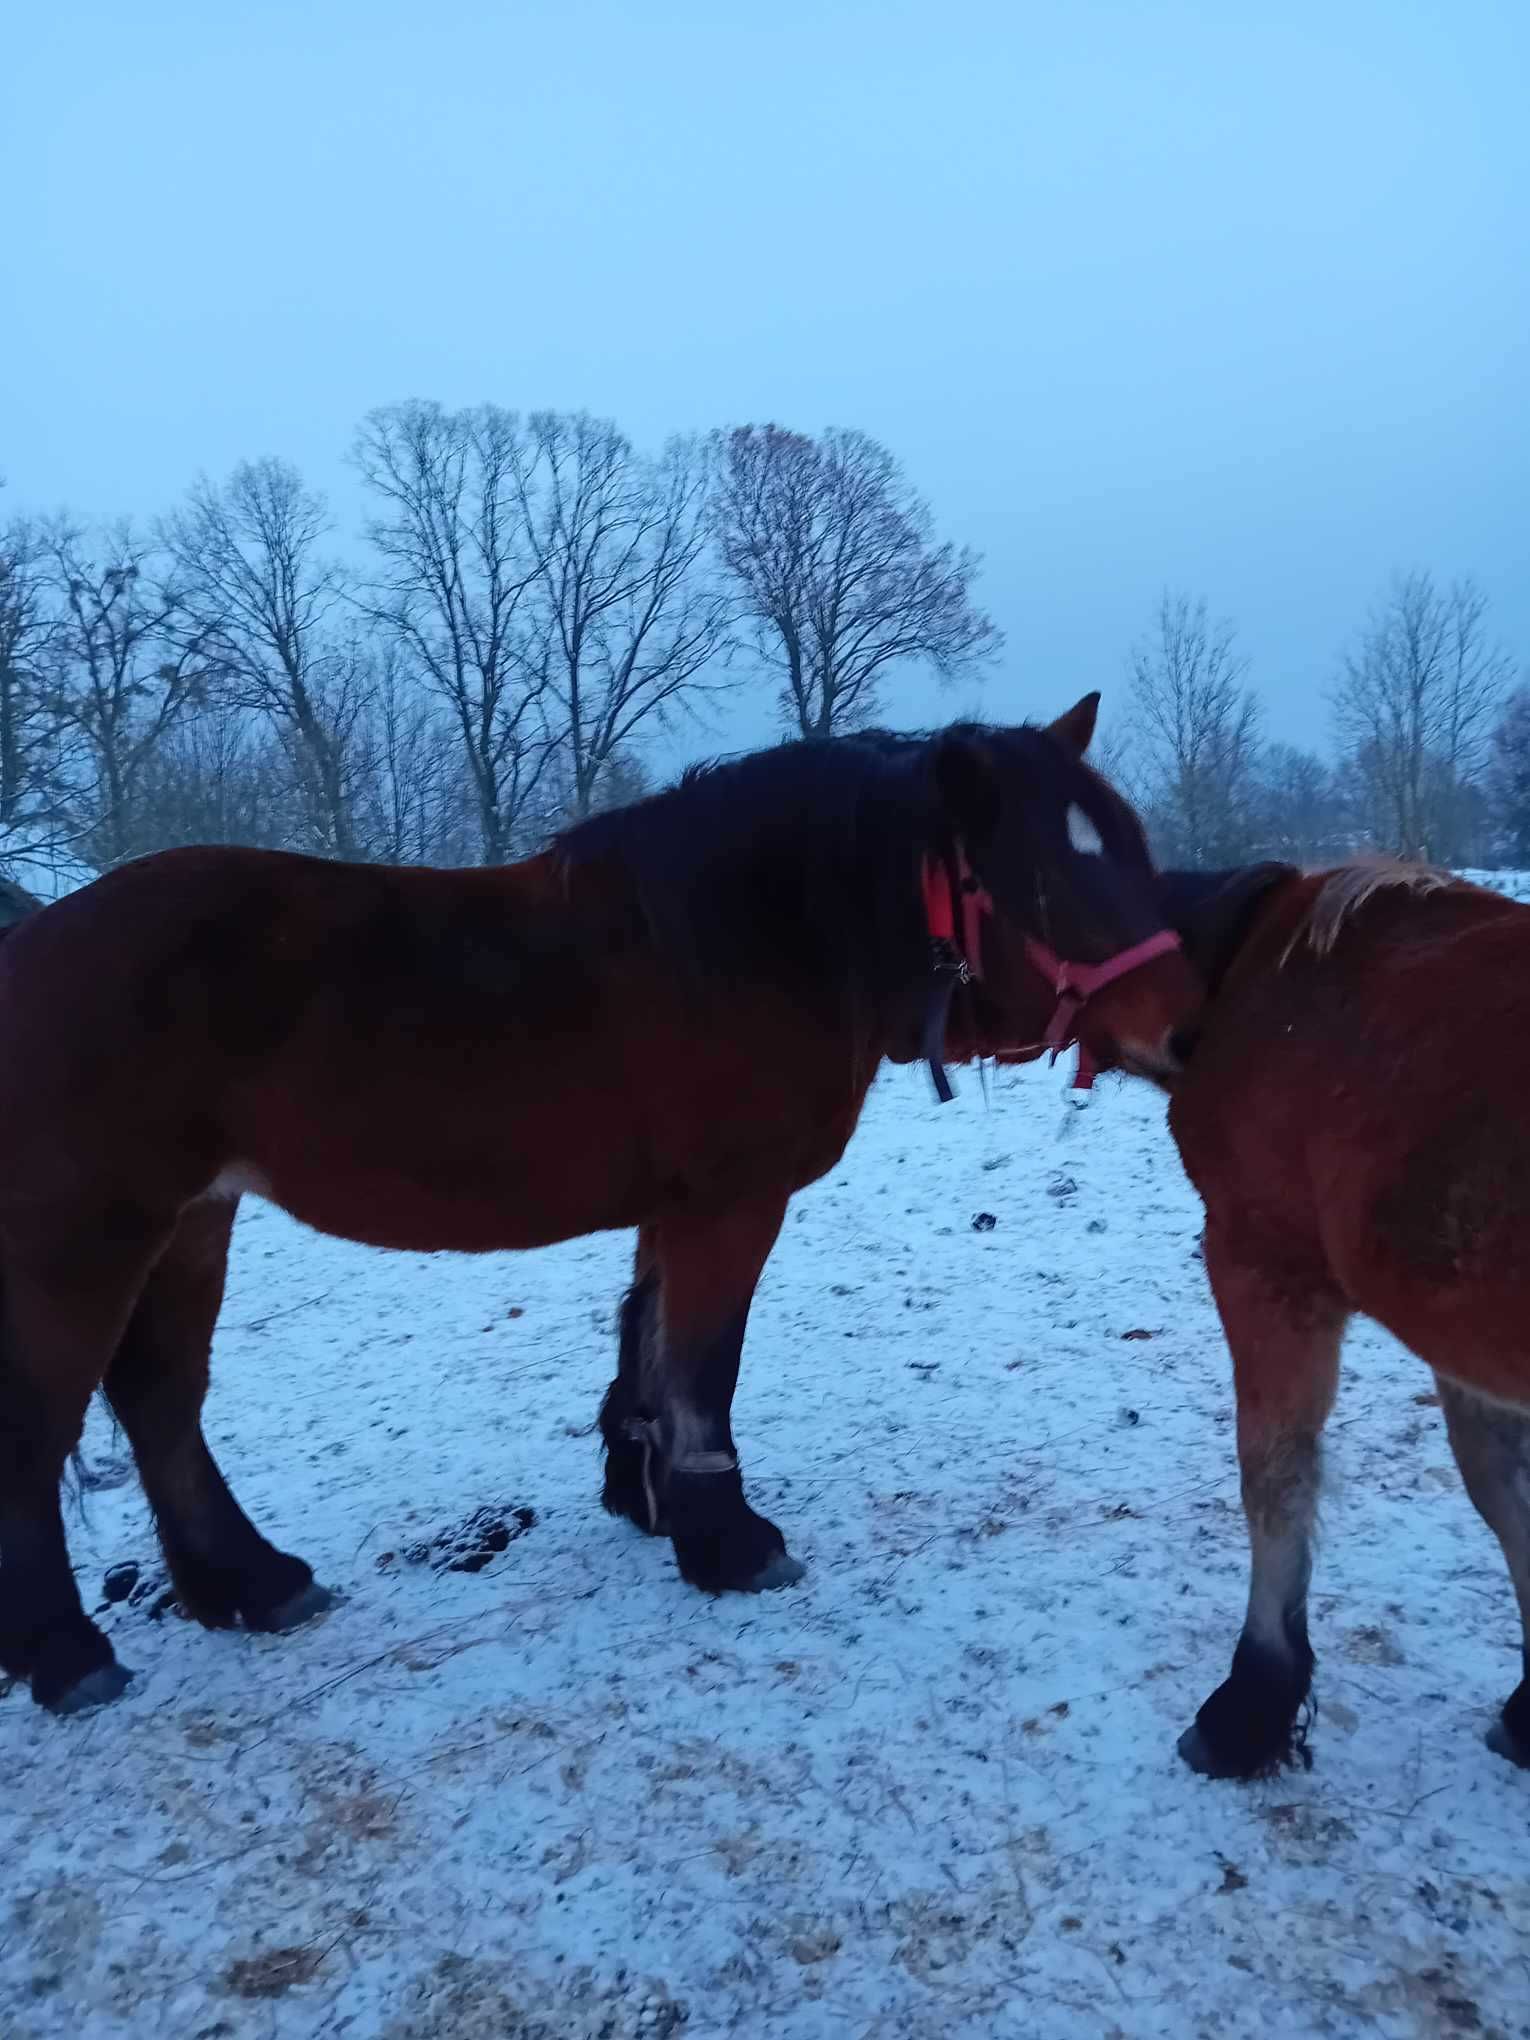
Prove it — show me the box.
[5,0,1526,757]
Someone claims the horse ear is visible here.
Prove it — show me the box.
[1159,863,1296,990]
[933,732,1001,846]
[1046,692,1100,757]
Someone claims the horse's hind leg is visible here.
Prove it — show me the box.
[0,1214,170,1712]
[102,1199,333,1634]
[598,1227,665,1534]
[639,1193,801,1594]
[0,1356,124,1712]
[1179,1222,1348,1779]
[1434,1375,1530,1767]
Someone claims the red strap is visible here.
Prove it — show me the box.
[921,849,992,980]
[1023,927,1181,1005]
[924,852,1182,1095]
[921,855,957,947]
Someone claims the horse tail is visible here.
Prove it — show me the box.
[0,878,94,1506]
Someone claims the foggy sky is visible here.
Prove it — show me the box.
[5,0,1526,762]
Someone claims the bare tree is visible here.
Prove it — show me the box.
[523,416,733,814]
[350,640,475,865]
[354,402,552,862]
[1331,571,1512,860]
[714,424,999,739]
[167,459,362,858]
[39,520,220,869]
[1250,743,1347,864]
[1487,683,1530,867]
[0,506,72,860]
[128,710,302,853]
[1125,591,1264,867]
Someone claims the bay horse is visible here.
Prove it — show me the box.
[1158,858,1530,1778]
[0,697,1201,1715]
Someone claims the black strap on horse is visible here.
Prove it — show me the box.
[920,844,985,1103]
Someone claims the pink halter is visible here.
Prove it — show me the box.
[1020,929,1184,1088]
[921,849,1183,1093]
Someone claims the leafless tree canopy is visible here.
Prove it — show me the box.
[353,404,735,856]
[1330,571,1513,861]
[1249,744,1347,865]
[37,520,221,869]
[167,460,363,857]
[1125,591,1264,867]
[1488,685,1530,867]
[713,425,1000,740]
[354,401,552,864]
[0,507,71,857]
[5,409,1526,887]
[523,416,733,815]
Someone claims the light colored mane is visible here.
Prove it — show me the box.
[1280,857,1460,965]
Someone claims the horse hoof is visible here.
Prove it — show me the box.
[749,1551,806,1591]
[1176,1722,1253,1778]
[50,1661,134,1716]
[1177,1724,1219,1775]
[254,1582,339,1634]
[1485,1717,1530,1769]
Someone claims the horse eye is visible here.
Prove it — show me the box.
[1066,803,1104,855]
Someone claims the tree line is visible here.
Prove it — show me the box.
[1,403,1523,887]
[1120,577,1525,871]
[0,410,994,883]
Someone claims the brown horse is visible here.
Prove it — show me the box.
[1159,858,1530,1777]
[0,699,1201,1715]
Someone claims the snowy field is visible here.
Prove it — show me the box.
[4,1040,1530,2040]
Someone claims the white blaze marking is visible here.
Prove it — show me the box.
[1067,803,1104,855]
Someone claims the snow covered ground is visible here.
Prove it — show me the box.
[4,1046,1530,2040]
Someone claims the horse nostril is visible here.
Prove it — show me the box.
[1168,1027,1202,1067]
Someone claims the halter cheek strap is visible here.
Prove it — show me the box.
[1020,929,1184,1089]
[921,847,992,1102]
[920,851,1184,1097]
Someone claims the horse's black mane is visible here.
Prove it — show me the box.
[557,727,961,1003]
[1158,863,1297,994]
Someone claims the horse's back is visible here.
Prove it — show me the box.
[1173,877,1530,1386]
[0,847,587,1222]
[0,843,869,1256]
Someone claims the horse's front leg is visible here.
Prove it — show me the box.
[637,1192,802,1594]
[1179,1218,1348,1778]
[599,1226,665,1534]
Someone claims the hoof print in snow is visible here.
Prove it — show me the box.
[1046,1176,1078,1200]
[97,1561,179,1621]
[76,1454,135,1494]
[1120,1327,1157,1342]
[102,1562,141,1605]
[971,1212,998,1232]
[384,1504,537,1577]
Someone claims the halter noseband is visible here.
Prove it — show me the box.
[920,847,1182,1099]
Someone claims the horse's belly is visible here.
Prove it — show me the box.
[227,1087,646,1252]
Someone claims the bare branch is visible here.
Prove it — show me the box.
[1330,570,1512,859]
[713,424,999,740]
[354,402,552,862]
[1124,590,1264,867]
